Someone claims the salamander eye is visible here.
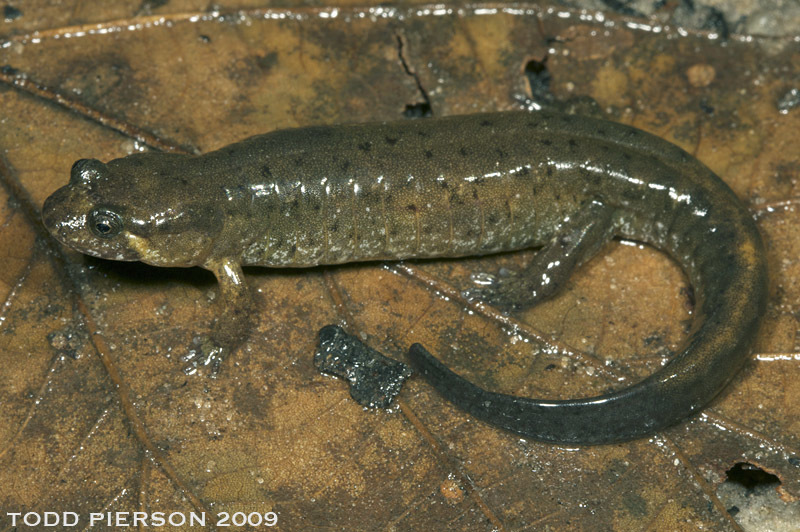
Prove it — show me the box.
[89,208,122,238]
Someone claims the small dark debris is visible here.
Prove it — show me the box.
[524,58,553,106]
[777,88,800,114]
[403,102,432,118]
[724,462,781,492]
[314,325,412,409]
[699,99,715,115]
[139,0,169,12]
[255,52,278,72]
[674,0,730,40]
[701,7,729,40]
[600,0,643,17]
[788,456,800,467]
[199,34,211,43]
[1,64,19,76]
[3,5,22,21]
[643,333,663,347]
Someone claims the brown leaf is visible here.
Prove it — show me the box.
[1,2,798,531]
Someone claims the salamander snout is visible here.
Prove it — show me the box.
[42,182,142,262]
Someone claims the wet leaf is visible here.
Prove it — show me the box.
[1,2,798,531]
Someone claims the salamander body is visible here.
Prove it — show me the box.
[42,111,768,444]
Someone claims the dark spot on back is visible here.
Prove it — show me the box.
[340,160,351,171]
[540,139,553,146]
[459,147,469,157]
[407,204,417,212]
[546,166,553,177]
[261,165,273,179]
[480,119,493,127]
[520,166,531,176]
[568,139,578,148]
[495,148,506,158]
[417,130,429,138]
[472,189,479,200]
[358,141,372,152]
[294,157,303,167]
[424,150,433,159]
[290,244,297,253]
[385,136,399,146]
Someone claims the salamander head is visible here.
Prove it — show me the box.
[42,155,223,268]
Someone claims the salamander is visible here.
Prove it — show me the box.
[41,111,768,444]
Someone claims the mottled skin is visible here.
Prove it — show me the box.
[42,111,768,444]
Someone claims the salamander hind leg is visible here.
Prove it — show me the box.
[463,200,618,311]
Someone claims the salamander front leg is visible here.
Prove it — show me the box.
[463,200,618,310]
[183,258,254,376]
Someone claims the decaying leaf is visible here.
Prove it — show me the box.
[1,1,798,530]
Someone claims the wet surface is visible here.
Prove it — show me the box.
[0,1,798,530]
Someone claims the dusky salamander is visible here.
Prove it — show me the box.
[42,111,768,444]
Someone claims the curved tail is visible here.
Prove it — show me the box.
[408,152,768,445]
